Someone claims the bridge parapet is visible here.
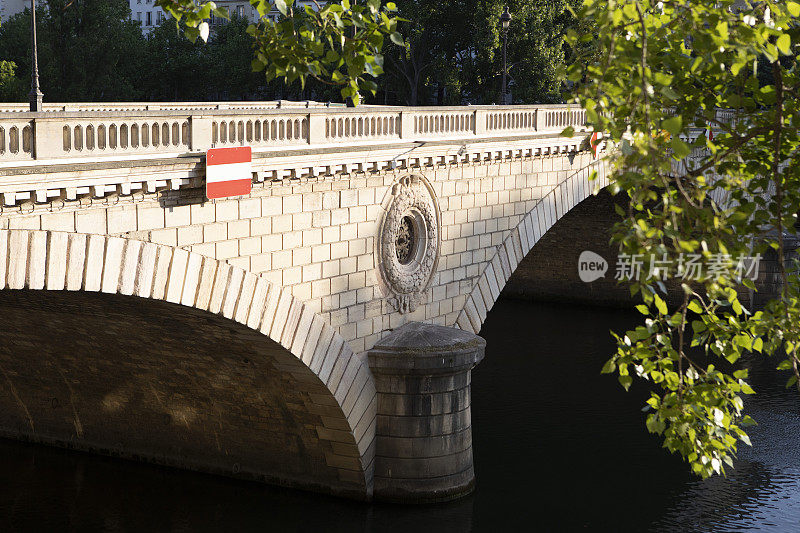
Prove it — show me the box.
[0,103,586,165]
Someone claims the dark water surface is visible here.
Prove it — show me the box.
[2,299,800,532]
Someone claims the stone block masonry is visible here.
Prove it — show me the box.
[0,102,610,501]
[368,322,485,503]
[0,290,365,497]
[0,228,375,499]
[503,189,634,307]
[0,146,602,356]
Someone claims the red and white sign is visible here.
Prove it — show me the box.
[206,146,252,199]
[590,131,602,158]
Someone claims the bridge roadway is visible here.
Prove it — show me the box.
[0,102,608,502]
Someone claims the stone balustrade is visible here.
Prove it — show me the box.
[0,103,587,163]
[0,100,340,113]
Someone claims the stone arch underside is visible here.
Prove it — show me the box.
[454,158,611,334]
[0,230,376,500]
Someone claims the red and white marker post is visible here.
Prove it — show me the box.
[205,146,252,200]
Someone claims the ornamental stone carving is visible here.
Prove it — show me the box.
[376,174,441,314]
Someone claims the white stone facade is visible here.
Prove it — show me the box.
[128,0,316,33]
[0,141,606,354]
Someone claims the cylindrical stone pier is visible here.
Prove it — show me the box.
[367,321,485,503]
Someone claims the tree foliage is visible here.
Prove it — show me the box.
[566,0,800,478]
[0,3,311,101]
[383,0,581,105]
[157,0,402,105]
[0,0,586,105]
[0,0,144,101]
[0,61,23,101]
[142,14,271,100]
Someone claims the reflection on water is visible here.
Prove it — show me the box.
[1,299,799,532]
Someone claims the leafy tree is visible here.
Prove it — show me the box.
[157,0,402,105]
[41,0,144,100]
[209,14,273,99]
[0,0,145,101]
[382,0,582,105]
[142,18,210,100]
[505,0,580,103]
[566,0,800,478]
[381,0,471,105]
[0,60,23,101]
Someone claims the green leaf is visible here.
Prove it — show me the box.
[670,138,691,159]
[662,116,682,135]
[753,337,763,353]
[654,294,667,315]
[274,0,287,16]
[777,34,791,55]
[741,415,757,427]
[389,32,404,46]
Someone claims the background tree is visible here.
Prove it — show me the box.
[142,17,208,100]
[382,0,581,105]
[157,0,402,105]
[207,14,266,99]
[566,0,800,478]
[0,0,146,101]
[0,61,23,102]
[381,0,470,105]
[0,0,584,105]
[0,0,400,104]
[142,14,270,101]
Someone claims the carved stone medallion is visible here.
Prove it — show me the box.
[377,174,441,313]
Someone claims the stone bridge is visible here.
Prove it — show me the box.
[0,101,608,502]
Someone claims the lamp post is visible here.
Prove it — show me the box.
[499,6,512,105]
[29,0,43,112]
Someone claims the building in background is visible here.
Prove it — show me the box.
[129,0,298,34]
[0,1,311,33]
[0,0,45,23]
[128,0,170,32]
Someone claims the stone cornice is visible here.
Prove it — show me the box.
[0,128,596,212]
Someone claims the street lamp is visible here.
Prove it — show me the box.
[499,6,512,105]
[29,0,43,112]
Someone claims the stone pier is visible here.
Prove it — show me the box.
[368,322,485,503]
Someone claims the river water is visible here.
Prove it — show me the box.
[2,299,800,532]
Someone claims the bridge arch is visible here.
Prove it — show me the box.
[453,159,611,333]
[0,229,376,499]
